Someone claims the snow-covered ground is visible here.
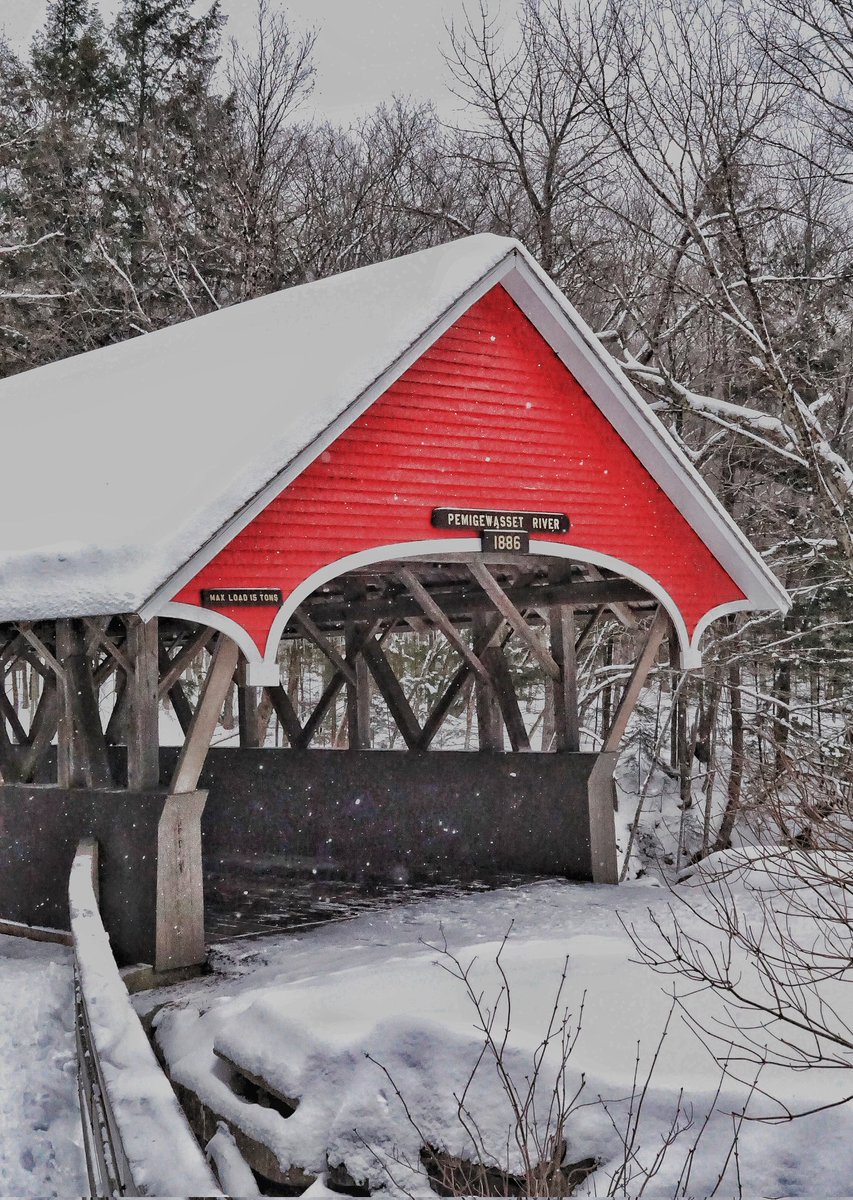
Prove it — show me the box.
[143,874,853,1198]
[0,936,85,1197]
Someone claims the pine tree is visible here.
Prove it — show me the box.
[18,0,118,361]
[0,38,41,377]
[106,0,226,318]
[30,0,114,118]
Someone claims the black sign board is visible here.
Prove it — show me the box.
[481,530,530,553]
[202,588,283,607]
[431,507,570,535]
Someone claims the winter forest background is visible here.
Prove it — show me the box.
[1,0,851,873]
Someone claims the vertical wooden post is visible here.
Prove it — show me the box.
[550,605,580,751]
[237,657,260,749]
[104,670,128,747]
[126,615,160,791]
[346,623,370,748]
[55,619,74,787]
[473,613,503,750]
[600,635,614,746]
[0,715,10,784]
[540,682,555,751]
[19,677,58,783]
[669,632,692,808]
[64,620,112,788]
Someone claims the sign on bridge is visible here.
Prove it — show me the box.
[431,507,570,553]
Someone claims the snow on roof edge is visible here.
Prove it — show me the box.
[0,232,789,625]
[139,243,521,618]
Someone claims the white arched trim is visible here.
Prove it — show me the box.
[156,600,267,674]
[255,538,696,671]
[689,597,763,662]
[151,541,749,678]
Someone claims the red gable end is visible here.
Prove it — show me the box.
[175,285,744,656]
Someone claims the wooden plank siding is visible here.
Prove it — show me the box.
[175,285,744,655]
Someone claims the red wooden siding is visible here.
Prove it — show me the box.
[175,285,744,654]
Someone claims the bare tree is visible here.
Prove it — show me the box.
[220,0,316,300]
[445,0,614,298]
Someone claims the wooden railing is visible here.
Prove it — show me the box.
[75,977,137,1193]
[69,838,220,1198]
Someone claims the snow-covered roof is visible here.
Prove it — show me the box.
[0,234,788,628]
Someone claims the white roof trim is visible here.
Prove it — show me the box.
[499,257,790,615]
[143,238,788,628]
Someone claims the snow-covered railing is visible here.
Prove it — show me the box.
[69,838,221,1198]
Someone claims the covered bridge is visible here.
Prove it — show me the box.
[0,235,788,970]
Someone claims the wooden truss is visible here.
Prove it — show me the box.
[261,558,667,754]
[0,555,671,793]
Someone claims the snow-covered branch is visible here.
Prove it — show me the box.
[0,232,62,257]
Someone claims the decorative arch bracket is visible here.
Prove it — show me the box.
[153,537,741,685]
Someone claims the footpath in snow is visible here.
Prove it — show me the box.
[0,935,85,1197]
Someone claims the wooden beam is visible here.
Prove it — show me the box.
[18,677,59,783]
[157,648,194,736]
[575,605,606,655]
[15,643,51,680]
[104,669,129,746]
[296,620,382,748]
[300,577,650,630]
[483,641,530,751]
[263,685,304,746]
[93,652,119,690]
[1,632,54,683]
[236,658,260,749]
[0,709,13,782]
[297,673,343,749]
[170,635,240,794]
[17,626,65,680]
[55,621,73,787]
[472,613,503,751]
[0,689,29,745]
[403,551,549,569]
[0,633,26,672]
[361,635,422,749]
[540,682,555,751]
[602,608,669,752]
[584,565,638,629]
[468,562,561,680]
[345,624,371,748]
[397,566,492,683]
[158,626,214,698]
[550,606,580,752]
[63,620,112,788]
[294,611,357,686]
[127,616,160,790]
[421,670,475,750]
[82,615,108,658]
[419,615,510,749]
[82,617,132,675]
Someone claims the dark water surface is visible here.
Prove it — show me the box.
[204,854,538,942]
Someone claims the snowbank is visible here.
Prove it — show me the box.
[150,878,853,1197]
[0,934,85,1197]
